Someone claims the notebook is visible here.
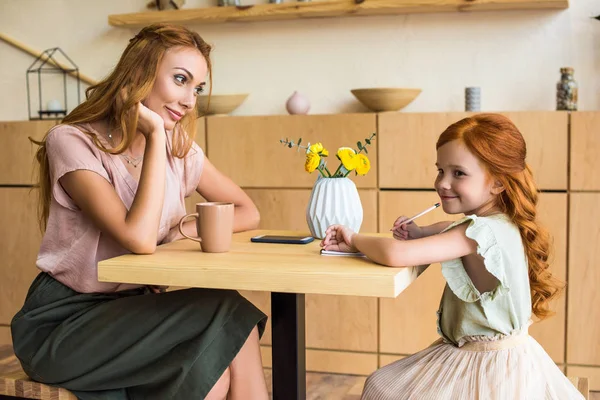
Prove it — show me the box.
[320,249,365,257]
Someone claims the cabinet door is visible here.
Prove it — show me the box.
[571,112,600,191]
[379,112,567,190]
[378,191,458,354]
[379,112,468,189]
[502,112,567,190]
[528,193,566,363]
[207,114,377,189]
[0,120,55,185]
[567,193,600,365]
[0,188,42,325]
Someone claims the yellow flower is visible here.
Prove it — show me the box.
[355,154,371,175]
[337,147,357,171]
[309,143,329,157]
[305,152,321,173]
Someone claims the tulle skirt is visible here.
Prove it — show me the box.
[361,330,584,400]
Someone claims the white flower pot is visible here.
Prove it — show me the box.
[306,177,363,239]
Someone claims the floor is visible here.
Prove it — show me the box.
[1,346,596,399]
[263,369,365,399]
[262,368,597,399]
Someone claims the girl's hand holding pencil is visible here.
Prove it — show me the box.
[391,203,441,240]
[391,217,423,240]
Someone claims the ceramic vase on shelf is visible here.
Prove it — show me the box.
[306,176,363,239]
[286,91,310,115]
[556,67,578,111]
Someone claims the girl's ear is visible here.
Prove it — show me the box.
[491,180,505,195]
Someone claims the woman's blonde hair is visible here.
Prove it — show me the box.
[32,24,212,231]
[436,113,564,320]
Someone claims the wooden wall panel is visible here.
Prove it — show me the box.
[306,294,377,352]
[240,291,272,345]
[528,193,567,363]
[0,189,42,325]
[0,326,12,347]
[378,112,567,190]
[378,191,458,354]
[379,354,406,368]
[195,117,206,152]
[570,112,600,191]
[0,120,56,185]
[567,193,600,365]
[241,293,376,354]
[207,114,377,189]
[566,366,600,391]
[261,347,378,376]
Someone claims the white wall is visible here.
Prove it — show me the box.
[0,0,598,120]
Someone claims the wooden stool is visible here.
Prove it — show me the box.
[0,345,76,400]
[568,376,590,400]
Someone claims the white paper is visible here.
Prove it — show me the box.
[320,249,365,257]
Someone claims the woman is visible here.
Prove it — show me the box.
[11,24,268,400]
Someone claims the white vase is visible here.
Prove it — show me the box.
[306,177,363,239]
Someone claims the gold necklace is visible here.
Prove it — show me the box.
[107,123,144,168]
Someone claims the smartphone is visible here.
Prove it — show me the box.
[251,235,314,244]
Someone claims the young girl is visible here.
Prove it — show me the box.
[321,114,584,399]
[11,24,268,400]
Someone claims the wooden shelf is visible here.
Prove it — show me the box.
[108,0,569,27]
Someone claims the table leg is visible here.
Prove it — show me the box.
[270,292,306,400]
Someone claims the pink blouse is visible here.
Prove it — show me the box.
[36,123,204,293]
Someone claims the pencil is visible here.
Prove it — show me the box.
[399,202,441,226]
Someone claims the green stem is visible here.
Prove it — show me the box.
[323,165,333,178]
[332,163,343,178]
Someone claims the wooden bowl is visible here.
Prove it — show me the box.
[350,88,421,112]
[196,93,249,116]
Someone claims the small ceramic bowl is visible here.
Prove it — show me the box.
[350,88,421,112]
[196,93,249,116]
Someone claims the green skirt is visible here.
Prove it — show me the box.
[11,272,267,400]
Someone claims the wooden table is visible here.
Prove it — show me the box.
[98,230,419,400]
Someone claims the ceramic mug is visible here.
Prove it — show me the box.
[178,202,234,253]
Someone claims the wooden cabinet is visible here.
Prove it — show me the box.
[570,112,600,191]
[0,111,593,376]
[567,366,600,392]
[528,193,567,363]
[0,189,42,326]
[567,193,600,365]
[0,326,11,347]
[207,114,377,189]
[378,112,567,190]
[0,120,55,185]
